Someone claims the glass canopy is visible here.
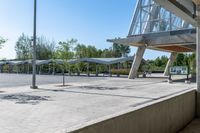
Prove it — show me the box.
[131,0,193,35]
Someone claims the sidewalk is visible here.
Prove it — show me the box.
[0,77,196,133]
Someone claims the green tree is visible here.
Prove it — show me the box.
[87,45,99,58]
[189,53,196,76]
[101,47,114,58]
[15,34,56,60]
[0,37,6,49]
[113,43,131,57]
[75,44,101,58]
[141,56,168,72]
[160,56,168,66]
[174,53,185,66]
[56,39,76,59]
[36,36,56,60]
[74,44,87,58]
[55,39,77,86]
[15,33,32,60]
[154,57,162,67]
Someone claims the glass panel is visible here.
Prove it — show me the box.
[150,0,155,5]
[132,23,141,35]
[141,0,150,7]
[141,22,147,33]
[141,9,149,22]
[141,21,151,33]
[130,0,194,35]
[152,20,160,32]
[142,6,150,13]
[160,19,169,31]
[134,10,140,23]
[160,8,170,19]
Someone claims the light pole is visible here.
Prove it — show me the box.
[31,0,38,89]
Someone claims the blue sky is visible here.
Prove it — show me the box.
[0,0,169,59]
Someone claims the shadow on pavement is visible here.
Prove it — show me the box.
[0,94,50,105]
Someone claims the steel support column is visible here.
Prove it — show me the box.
[69,65,72,76]
[87,63,90,77]
[77,65,80,76]
[95,64,98,77]
[196,5,200,117]
[31,0,38,89]
[27,64,30,74]
[109,65,111,77]
[117,63,120,77]
[52,63,55,75]
[197,6,200,92]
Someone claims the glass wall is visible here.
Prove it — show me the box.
[131,0,193,35]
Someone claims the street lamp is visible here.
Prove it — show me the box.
[31,0,38,89]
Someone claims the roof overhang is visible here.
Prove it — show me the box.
[107,29,196,53]
[193,0,200,5]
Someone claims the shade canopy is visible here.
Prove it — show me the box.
[0,57,134,67]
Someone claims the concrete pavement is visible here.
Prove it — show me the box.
[0,74,196,133]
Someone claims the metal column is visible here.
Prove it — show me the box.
[197,6,200,92]
[117,63,120,77]
[109,65,111,77]
[52,63,55,75]
[27,64,30,74]
[87,63,90,77]
[95,64,98,77]
[31,0,38,89]
[196,4,200,116]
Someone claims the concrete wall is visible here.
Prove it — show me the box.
[69,90,196,133]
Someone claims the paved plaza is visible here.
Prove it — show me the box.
[0,73,196,133]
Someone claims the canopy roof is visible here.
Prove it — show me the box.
[0,57,134,66]
[80,57,134,65]
[0,60,29,66]
[108,0,197,53]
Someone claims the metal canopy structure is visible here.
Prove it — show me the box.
[108,0,195,53]
[108,28,196,52]
[0,60,29,66]
[107,0,200,79]
[0,57,134,67]
[80,57,134,65]
[0,57,134,77]
[108,0,200,115]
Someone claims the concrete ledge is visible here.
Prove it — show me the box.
[69,90,196,133]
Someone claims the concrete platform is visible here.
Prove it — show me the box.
[0,74,196,133]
